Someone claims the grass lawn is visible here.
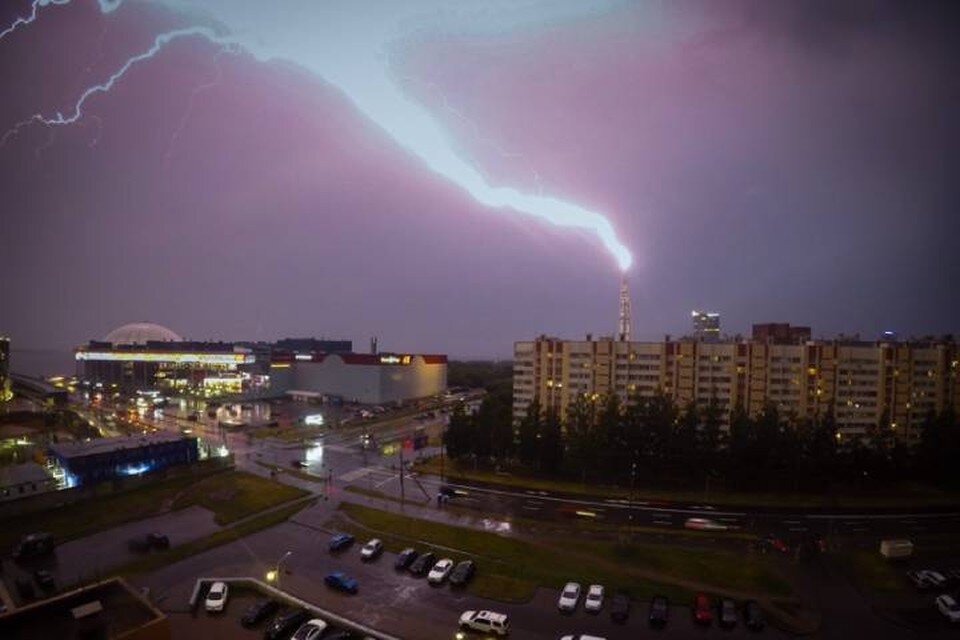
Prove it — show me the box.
[415,457,960,509]
[343,484,430,506]
[834,549,909,596]
[253,460,326,485]
[170,470,308,525]
[0,470,307,551]
[116,498,315,576]
[336,502,789,603]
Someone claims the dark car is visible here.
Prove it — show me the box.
[610,592,631,623]
[744,600,765,630]
[328,533,355,552]
[409,551,436,576]
[240,599,280,628]
[719,598,738,628]
[34,569,55,591]
[15,578,35,601]
[449,560,476,587]
[13,532,55,561]
[264,609,311,640]
[324,571,359,594]
[649,595,669,627]
[128,537,152,553]
[395,548,419,571]
[693,593,713,625]
[439,485,457,498]
[148,533,170,549]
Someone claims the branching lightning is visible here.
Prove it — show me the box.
[0,0,69,42]
[0,0,633,271]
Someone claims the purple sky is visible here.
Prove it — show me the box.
[0,0,957,359]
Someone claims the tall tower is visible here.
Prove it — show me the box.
[617,274,632,342]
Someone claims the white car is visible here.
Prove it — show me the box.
[558,582,581,612]
[428,558,454,584]
[459,610,509,636]
[907,570,947,590]
[360,538,383,561]
[937,594,960,623]
[684,517,727,531]
[559,635,606,640]
[584,584,604,612]
[204,581,228,613]
[292,619,328,640]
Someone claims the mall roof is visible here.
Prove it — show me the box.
[48,432,192,460]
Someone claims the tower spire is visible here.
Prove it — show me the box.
[618,273,632,341]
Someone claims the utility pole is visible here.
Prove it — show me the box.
[398,441,405,504]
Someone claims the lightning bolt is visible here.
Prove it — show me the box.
[0,0,633,271]
[0,0,69,42]
[1,26,234,147]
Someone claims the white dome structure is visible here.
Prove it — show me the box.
[104,322,181,345]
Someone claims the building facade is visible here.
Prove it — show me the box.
[270,352,448,404]
[691,311,721,341]
[48,433,199,487]
[513,329,959,441]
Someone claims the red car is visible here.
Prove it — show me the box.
[693,593,713,625]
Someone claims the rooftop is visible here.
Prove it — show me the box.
[0,577,167,640]
[0,462,52,488]
[48,432,193,459]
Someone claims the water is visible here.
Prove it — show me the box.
[9,349,75,378]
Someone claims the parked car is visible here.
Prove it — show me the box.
[449,560,476,587]
[409,551,437,576]
[558,582,581,612]
[291,619,328,640]
[428,558,454,584]
[360,538,383,561]
[33,569,55,591]
[559,636,606,640]
[240,599,280,628]
[648,596,669,627]
[744,600,765,630]
[584,584,604,613]
[693,593,713,625]
[609,592,631,623]
[759,534,790,554]
[719,598,738,627]
[323,632,355,640]
[906,570,947,591]
[14,532,55,560]
[264,609,311,640]
[458,610,509,636]
[395,547,419,571]
[324,571,359,594]
[204,581,228,613]
[328,533,355,552]
[936,594,960,623]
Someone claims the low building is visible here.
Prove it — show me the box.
[0,462,57,502]
[48,433,199,487]
[0,577,169,640]
[270,352,447,404]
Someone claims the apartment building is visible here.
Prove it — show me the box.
[513,329,959,441]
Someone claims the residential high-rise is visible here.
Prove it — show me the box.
[617,275,632,342]
[692,310,721,341]
[513,332,959,442]
[0,336,11,402]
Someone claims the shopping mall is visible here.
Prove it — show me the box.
[74,322,447,403]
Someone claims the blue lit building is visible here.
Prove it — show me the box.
[48,433,199,487]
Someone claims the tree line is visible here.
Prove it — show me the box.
[443,389,960,492]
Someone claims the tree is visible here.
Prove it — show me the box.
[444,403,472,459]
[517,397,542,466]
[538,407,564,473]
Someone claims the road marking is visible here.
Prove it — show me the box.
[789,527,808,532]
[374,475,398,489]
[653,520,673,526]
[719,517,740,523]
[852,527,870,533]
[521,505,542,511]
[784,520,802,525]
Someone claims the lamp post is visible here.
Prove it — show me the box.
[267,551,292,588]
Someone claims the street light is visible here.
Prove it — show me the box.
[267,551,292,588]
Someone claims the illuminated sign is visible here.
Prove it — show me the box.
[76,351,254,365]
[303,414,324,426]
[295,354,313,361]
[379,355,412,365]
